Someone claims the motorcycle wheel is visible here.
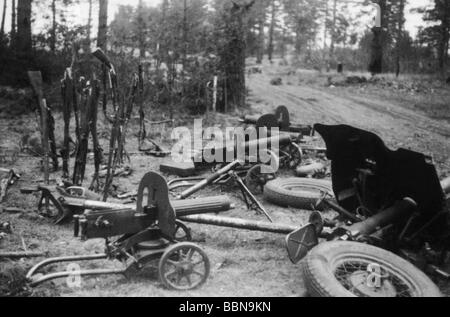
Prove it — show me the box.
[303,241,441,297]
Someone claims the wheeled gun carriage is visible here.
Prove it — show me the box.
[240,105,314,137]
[25,171,324,290]
[305,124,450,255]
[21,179,231,225]
[287,124,450,297]
[26,172,232,291]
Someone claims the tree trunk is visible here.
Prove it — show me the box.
[86,0,92,53]
[182,0,188,68]
[97,0,108,50]
[280,27,286,59]
[256,17,264,64]
[439,25,449,78]
[158,0,169,65]
[369,26,383,75]
[327,0,337,72]
[138,0,145,59]
[221,1,254,111]
[16,0,32,55]
[50,0,56,52]
[11,0,16,48]
[0,0,6,39]
[395,0,405,78]
[267,0,276,62]
[295,26,302,55]
[323,0,328,66]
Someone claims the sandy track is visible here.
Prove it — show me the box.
[248,73,450,175]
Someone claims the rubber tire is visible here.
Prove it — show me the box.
[303,241,442,297]
[264,178,333,210]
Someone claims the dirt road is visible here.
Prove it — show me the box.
[248,71,450,176]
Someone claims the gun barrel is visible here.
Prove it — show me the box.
[193,135,293,167]
[67,195,231,216]
[345,198,417,236]
[179,214,297,234]
[179,160,242,199]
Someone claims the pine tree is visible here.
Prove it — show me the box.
[16,0,32,55]
[97,0,108,50]
[0,0,6,40]
[418,0,450,77]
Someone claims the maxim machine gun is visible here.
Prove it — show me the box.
[26,172,232,291]
[240,105,314,136]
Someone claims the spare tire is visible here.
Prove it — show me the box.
[303,241,442,297]
[264,178,333,210]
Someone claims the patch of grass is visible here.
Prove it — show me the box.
[0,261,30,297]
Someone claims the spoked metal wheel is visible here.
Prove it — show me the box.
[303,241,442,297]
[334,258,417,297]
[280,143,302,170]
[159,242,210,291]
[174,221,192,242]
[245,164,276,195]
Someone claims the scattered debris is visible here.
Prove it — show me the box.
[20,133,44,156]
[173,160,274,222]
[296,161,327,178]
[0,252,46,260]
[139,138,170,157]
[287,70,296,76]
[0,222,11,243]
[160,160,196,177]
[0,222,11,235]
[0,168,20,203]
[26,172,232,290]
[345,75,367,85]
[3,208,24,214]
[248,66,262,75]
[270,77,283,86]
[97,166,132,179]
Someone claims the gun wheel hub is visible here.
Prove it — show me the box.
[347,271,396,297]
[334,259,415,297]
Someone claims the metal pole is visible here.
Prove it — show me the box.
[180,214,298,234]
[178,160,242,199]
[41,99,50,185]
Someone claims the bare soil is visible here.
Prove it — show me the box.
[0,61,449,297]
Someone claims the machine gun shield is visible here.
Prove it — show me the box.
[137,172,176,239]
